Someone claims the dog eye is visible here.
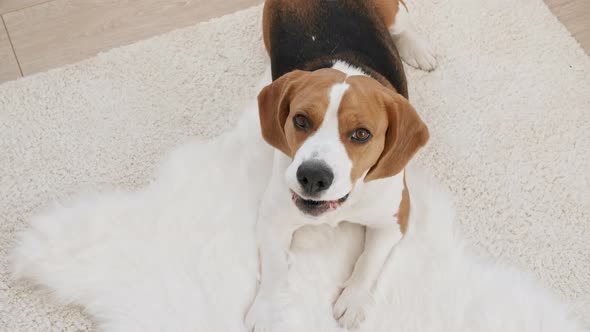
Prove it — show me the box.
[350,128,372,143]
[293,114,311,131]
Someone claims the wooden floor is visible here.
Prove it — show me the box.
[0,0,588,83]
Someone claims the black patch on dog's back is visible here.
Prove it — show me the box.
[268,0,407,98]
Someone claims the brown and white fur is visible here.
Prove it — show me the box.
[247,0,436,330]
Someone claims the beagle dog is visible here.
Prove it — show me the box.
[247,0,436,330]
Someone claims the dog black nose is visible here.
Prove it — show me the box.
[296,161,334,196]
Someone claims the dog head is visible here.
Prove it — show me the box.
[258,68,428,217]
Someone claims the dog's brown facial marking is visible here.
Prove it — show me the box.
[336,75,430,183]
[258,68,346,158]
[337,76,389,183]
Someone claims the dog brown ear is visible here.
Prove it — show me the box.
[365,92,429,181]
[258,70,309,156]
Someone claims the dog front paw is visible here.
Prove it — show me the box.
[333,285,374,330]
[245,293,275,332]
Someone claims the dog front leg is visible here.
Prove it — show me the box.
[245,212,294,332]
[333,222,403,329]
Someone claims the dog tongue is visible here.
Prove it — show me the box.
[328,200,339,209]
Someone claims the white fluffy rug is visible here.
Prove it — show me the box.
[1,0,589,330]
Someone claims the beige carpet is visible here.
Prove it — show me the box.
[1,0,589,330]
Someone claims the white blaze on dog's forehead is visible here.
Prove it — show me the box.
[309,82,349,145]
[326,83,349,120]
[285,81,355,201]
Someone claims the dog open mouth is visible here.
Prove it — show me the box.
[291,190,349,217]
